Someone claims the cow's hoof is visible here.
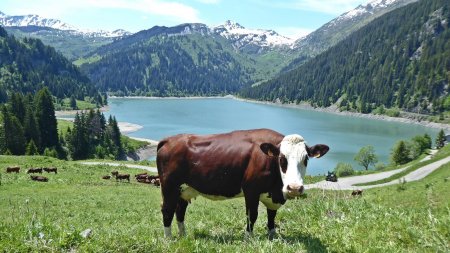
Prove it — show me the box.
[268,229,276,240]
[177,222,186,237]
[244,231,254,240]
[164,227,172,238]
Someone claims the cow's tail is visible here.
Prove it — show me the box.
[156,140,168,177]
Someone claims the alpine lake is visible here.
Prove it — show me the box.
[105,97,438,176]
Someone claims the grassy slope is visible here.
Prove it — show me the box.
[0,154,448,252]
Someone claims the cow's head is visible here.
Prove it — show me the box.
[261,134,329,200]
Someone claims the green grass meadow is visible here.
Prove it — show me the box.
[0,155,449,252]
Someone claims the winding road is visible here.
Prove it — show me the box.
[80,152,450,191]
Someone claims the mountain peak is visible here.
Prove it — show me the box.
[222,20,245,30]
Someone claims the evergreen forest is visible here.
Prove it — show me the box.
[0,27,104,105]
[0,88,125,160]
[240,0,450,116]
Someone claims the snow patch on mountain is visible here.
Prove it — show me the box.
[213,20,294,48]
[339,0,402,21]
[0,11,131,38]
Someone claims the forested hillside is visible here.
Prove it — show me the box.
[241,0,450,116]
[79,24,293,96]
[0,26,103,104]
[80,31,254,96]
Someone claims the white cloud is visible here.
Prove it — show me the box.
[255,0,365,15]
[276,27,313,40]
[195,0,221,4]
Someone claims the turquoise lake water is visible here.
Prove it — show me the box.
[106,97,438,175]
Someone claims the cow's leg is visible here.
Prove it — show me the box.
[267,208,277,239]
[244,193,260,238]
[161,186,180,238]
[175,198,189,236]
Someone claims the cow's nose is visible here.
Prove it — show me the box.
[287,184,304,195]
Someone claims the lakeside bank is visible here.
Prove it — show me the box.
[233,96,450,132]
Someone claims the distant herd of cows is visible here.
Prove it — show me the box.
[4,166,161,187]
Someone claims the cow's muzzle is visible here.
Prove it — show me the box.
[286,184,304,198]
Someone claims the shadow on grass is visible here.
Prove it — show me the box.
[193,231,332,253]
[281,233,335,253]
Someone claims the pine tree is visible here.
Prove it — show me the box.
[107,116,124,160]
[391,140,410,165]
[23,106,40,148]
[2,106,26,155]
[9,92,26,124]
[0,111,6,154]
[25,140,39,155]
[70,95,77,109]
[68,112,89,160]
[436,129,446,149]
[35,87,58,151]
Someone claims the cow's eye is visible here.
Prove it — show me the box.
[304,157,309,167]
[279,156,288,173]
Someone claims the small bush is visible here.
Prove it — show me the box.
[374,162,386,171]
[385,108,400,117]
[334,163,355,177]
[397,178,407,191]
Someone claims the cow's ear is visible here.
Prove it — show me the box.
[260,143,280,157]
[307,144,329,158]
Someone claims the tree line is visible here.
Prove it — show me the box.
[0,88,125,160]
[240,0,450,116]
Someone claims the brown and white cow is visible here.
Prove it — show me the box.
[156,129,329,238]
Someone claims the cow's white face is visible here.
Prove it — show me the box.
[279,134,308,199]
[260,135,329,200]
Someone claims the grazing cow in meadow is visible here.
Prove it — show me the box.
[30,175,48,182]
[152,178,160,187]
[135,172,148,178]
[137,177,151,184]
[27,168,43,174]
[111,171,119,177]
[102,175,111,180]
[43,167,58,174]
[6,167,20,173]
[351,189,363,196]
[135,174,149,181]
[115,174,130,182]
[156,128,329,238]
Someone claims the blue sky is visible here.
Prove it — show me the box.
[1,0,369,39]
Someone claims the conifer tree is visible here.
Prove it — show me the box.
[10,92,26,124]
[35,87,58,151]
[391,140,410,165]
[70,95,77,109]
[68,112,89,160]
[107,116,124,160]
[0,111,6,154]
[25,140,39,155]
[2,106,26,155]
[23,106,40,148]
[436,129,446,149]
